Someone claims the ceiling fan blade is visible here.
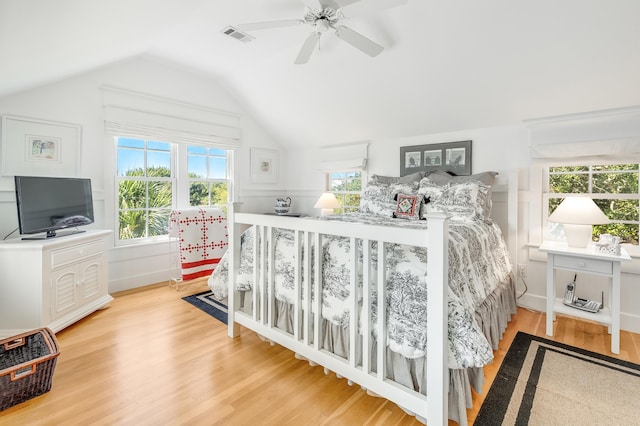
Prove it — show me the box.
[334,25,384,57]
[341,0,407,16]
[236,19,304,32]
[318,0,361,9]
[295,32,320,64]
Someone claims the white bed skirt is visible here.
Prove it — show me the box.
[265,273,516,425]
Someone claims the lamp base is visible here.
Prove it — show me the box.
[563,224,593,248]
[320,209,334,216]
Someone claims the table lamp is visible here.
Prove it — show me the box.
[314,192,340,216]
[548,196,610,248]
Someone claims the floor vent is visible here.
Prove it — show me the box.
[222,26,255,43]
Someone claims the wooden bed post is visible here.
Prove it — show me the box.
[426,212,449,425]
[227,202,241,338]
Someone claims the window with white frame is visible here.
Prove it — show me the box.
[546,164,639,244]
[116,137,229,243]
[187,146,228,208]
[328,170,362,214]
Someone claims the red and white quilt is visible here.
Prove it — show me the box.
[169,208,228,281]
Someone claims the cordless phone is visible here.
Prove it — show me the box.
[562,274,603,313]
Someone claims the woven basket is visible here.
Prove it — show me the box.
[0,328,60,411]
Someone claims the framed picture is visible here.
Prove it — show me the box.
[404,150,422,169]
[400,140,472,176]
[250,147,279,183]
[1,115,81,177]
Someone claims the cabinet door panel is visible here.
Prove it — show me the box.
[81,261,101,301]
[52,267,78,319]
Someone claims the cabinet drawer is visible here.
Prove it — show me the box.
[554,255,612,274]
[51,240,103,269]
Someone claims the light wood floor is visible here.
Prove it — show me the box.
[2,281,640,426]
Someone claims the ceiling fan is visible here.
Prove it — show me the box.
[232,0,407,64]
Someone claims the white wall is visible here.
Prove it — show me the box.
[0,56,285,292]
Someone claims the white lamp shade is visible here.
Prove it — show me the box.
[548,196,610,225]
[314,192,340,216]
[549,196,610,248]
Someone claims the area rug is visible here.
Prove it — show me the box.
[182,291,227,324]
[474,332,640,425]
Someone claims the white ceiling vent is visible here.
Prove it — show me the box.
[222,26,255,43]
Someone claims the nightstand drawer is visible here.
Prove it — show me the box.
[553,255,613,274]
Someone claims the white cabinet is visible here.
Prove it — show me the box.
[0,230,112,338]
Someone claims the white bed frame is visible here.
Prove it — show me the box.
[226,171,518,425]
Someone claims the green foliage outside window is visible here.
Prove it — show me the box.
[189,180,228,209]
[118,166,173,240]
[549,164,639,244]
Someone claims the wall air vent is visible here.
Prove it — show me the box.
[222,26,255,43]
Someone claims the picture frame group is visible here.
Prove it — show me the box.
[400,140,472,177]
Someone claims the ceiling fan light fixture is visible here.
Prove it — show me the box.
[315,18,330,33]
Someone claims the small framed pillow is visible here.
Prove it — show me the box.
[392,194,424,220]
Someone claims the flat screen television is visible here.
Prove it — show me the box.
[14,176,95,239]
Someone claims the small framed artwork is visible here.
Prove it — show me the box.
[400,140,472,176]
[404,150,422,169]
[1,115,81,176]
[250,147,279,183]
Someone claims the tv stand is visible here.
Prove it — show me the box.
[0,230,112,339]
[22,228,86,240]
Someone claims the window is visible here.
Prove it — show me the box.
[547,164,639,244]
[328,171,362,214]
[187,146,228,208]
[116,137,229,243]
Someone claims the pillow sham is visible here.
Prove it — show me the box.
[360,182,418,217]
[426,170,498,187]
[369,171,428,185]
[423,171,497,217]
[392,194,425,220]
[428,181,491,220]
[417,178,444,218]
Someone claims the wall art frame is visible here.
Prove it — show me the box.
[1,115,81,177]
[250,147,279,183]
[400,140,472,177]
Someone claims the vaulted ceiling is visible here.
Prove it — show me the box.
[1,0,639,148]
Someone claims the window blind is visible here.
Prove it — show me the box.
[526,106,640,161]
[318,142,368,171]
[102,86,241,149]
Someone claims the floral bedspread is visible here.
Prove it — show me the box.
[208,213,512,369]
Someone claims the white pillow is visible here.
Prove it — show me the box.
[420,179,490,220]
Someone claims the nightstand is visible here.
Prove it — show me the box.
[540,241,631,354]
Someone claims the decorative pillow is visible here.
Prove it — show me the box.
[392,194,425,220]
[424,171,498,217]
[360,182,418,217]
[369,171,427,186]
[426,170,498,186]
[429,181,491,220]
[417,178,445,218]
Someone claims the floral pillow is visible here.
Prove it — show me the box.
[425,170,497,217]
[430,181,491,220]
[392,194,426,220]
[417,178,444,218]
[360,182,418,217]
